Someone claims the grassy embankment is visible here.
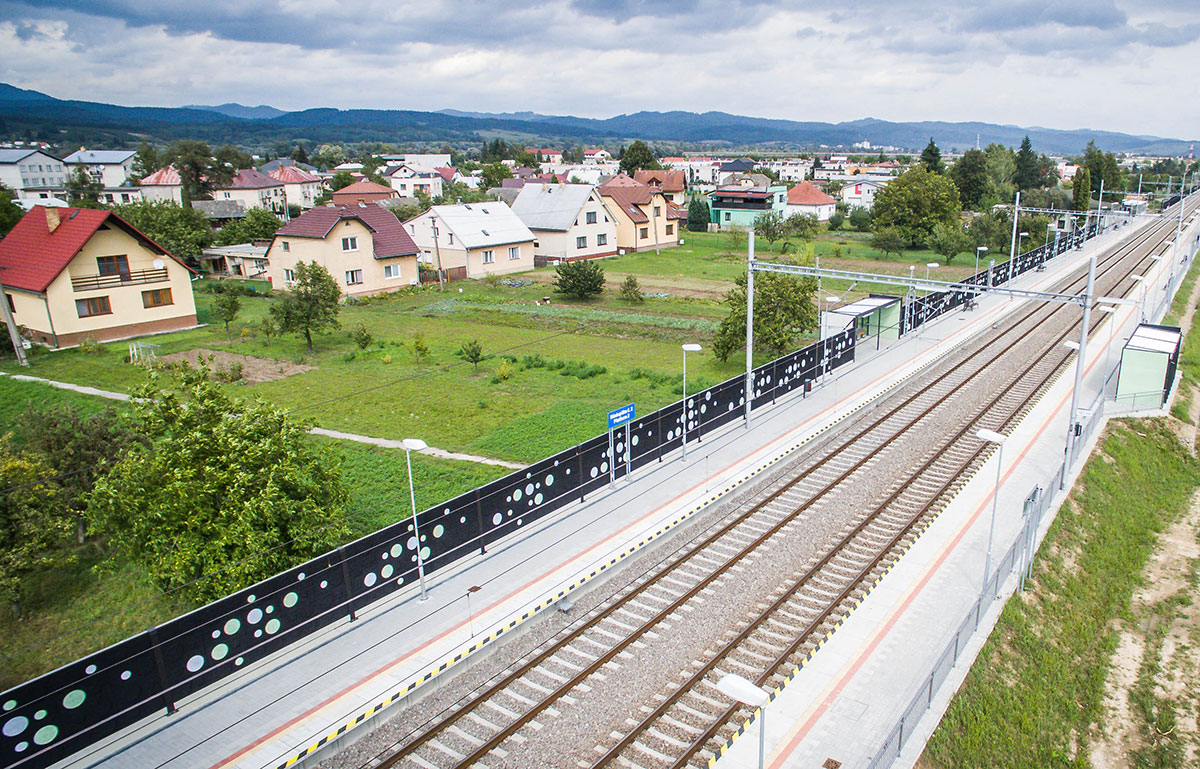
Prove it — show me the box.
[921,420,1200,768]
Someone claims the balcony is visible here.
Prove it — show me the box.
[71,267,169,292]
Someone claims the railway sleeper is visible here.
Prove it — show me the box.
[646,725,692,751]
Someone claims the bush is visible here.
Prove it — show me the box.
[618,274,644,303]
[828,211,845,231]
[411,333,430,360]
[342,351,357,362]
[522,353,547,369]
[350,321,373,350]
[553,259,605,300]
[77,337,102,355]
[380,354,392,364]
[494,361,512,381]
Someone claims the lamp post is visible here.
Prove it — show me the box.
[1130,274,1147,321]
[403,437,430,601]
[1097,305,1117,390]
[976,428,1006,596]
[973,246,988,304]
[681,343,702,459]
[822,295,838,381]
[716,674,770,769]
[466,584,481,638]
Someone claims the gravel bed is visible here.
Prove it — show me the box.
[322,244,1152,769]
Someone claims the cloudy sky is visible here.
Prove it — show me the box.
[1,0,1197,139]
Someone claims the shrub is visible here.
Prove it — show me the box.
[77,336,102,355]
[411,333,430,360]
[618,274,644,303]
[380,354,392,364]
[342,351,357,362]
[350,321,373,350]
[553,259,605,300]
[522,353,547,369]
[495,361,512,381]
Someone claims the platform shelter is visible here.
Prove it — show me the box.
[1114,323,1182,409]
[821,294,901,345]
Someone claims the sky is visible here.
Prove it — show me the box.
[1,0,1197,139]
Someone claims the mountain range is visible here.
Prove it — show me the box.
[0,83,1193,156]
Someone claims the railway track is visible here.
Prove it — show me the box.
[350,200,1196,769]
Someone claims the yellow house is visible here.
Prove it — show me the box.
[597,176,684,253]
[265,203,421,296]
[0,206,197,348]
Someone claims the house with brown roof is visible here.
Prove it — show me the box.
[0,206,197,348]
[214,169,287,213]
[382,164,444,198]
[597,177,683,253]
[265,204,420,297]
[331,179,399,206]
[633,169,687,205]
[785,182,836,221]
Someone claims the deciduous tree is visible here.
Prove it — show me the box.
[213,207,283,246]
[211,292,241,341]
[0,184,23,237]
[928,222,971,265]
[870,166,962,246]
[618,140,661,176]
[113,200,213,261]
[950,149,989,210]
[0,442,70,613]
[848,206,872,232]
[86,371,349,603]
[786,213,820,240]
[480,163,513,190]
[712,271,818,362]
[870,226,907,259]
[65,167,104,208]
[269,261,341,353]
[163,139,230,206]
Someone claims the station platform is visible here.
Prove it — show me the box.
[717,213,1199,769]
[59,216,1157,769]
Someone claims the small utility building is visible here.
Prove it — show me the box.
[1114,324,1182,408]
[821,295,901,344]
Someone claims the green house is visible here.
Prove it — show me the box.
[708,185,788,228]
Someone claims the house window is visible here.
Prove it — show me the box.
[96,255,130,277]
[576,236,587,249]
[724,212,731,222]
[342,236,358,251]
[5,294,13,314]
[653,206,661,217]
[640,227,648,239]
[284,268,296,282]
[281,241,290,252]
[666,224,674,235]
[586,211,597,224]
[448,233,454,245]
[384,263,402,279]
[597,233,607,246]
[509,246,520,260]
[481,249,494,264]
[142,288,173,308]
[345,269,363,285]
[76,296,112,318]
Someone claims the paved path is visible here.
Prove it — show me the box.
[0,372,523,469]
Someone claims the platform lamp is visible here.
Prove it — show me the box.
[1129,274,1147,322]
[1097,305,1117,389]
[975,428,1006,597]
[822,295,839,380]
[716,673,770,769]
[681,343,702,459]
[974,246,988,301]
[403,437,430,601]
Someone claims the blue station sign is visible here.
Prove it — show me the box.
[607,403,636,430]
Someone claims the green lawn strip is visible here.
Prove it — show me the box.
[0,376,118,441]
[314,436,510,536]
[0,552,190,691]
[1162,253,1200,327]
[923,420,1200,769]
[1169,285,1200,422]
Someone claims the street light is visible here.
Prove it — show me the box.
[976,428,1006,596]
[716,673,770,769]
[973,246,988,304]
[403,437,430,601]
[822,295,838,381]
[1130,274,1147,321]
[681,343,702,459]
[1097,305,1117,388]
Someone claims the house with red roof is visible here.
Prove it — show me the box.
[331,179,399,206]
[268,165,323,209]
[597,177,683,253]
[633,169,687,205]
[0,206,197,348]
[214,169,287,213]
[265,203,420,297]
[784,182,836,221]
[137,165,184,203]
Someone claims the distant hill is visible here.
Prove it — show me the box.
[184,103,288,120]
[0,83,1193,156]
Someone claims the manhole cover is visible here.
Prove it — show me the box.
[823,760,842,769]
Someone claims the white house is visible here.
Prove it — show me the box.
[583,149,613,161]
[268,165,323,209]
[63,149,137,188]
[406,202,536,278]
[510,183,618,262]
[383,164,445,198]
[379,153,451,168]
[785,182,836,221]
[214,169,287,213]
[841,179,887,210]
[137,166,184,203]
[0,149,66,196]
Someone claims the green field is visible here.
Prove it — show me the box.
[922,420,1200,768]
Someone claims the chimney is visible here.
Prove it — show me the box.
[45,207,61,233]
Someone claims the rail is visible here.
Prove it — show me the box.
[70,267,169,291]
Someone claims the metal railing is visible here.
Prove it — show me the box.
[70,267,169,291]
